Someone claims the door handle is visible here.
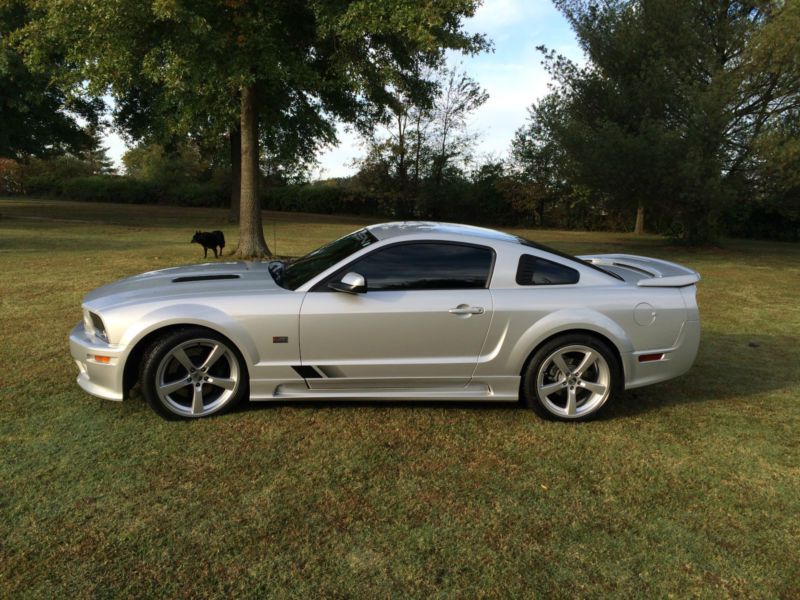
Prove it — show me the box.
[449,305,484,315]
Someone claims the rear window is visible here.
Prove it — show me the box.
[516,237,623,281]
[516,254,579,285]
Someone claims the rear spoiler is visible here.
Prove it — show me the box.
[578,254,701,287]
[635,274,700,287]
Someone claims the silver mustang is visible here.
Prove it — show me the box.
[70,222,700,421]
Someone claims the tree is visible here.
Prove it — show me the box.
[430,66,488,185]
[744,0,800,239]
[511,94,573,227]
[0,0,100,159]
[80,125,114,174]
[122,142,210,184]
[536,0,800,243]
[355,65,488,215]
[15,0,488,257]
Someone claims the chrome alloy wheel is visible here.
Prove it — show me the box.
[155,338,240,417]
[536,344,611,419]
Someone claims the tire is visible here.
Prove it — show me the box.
[521,333,621,422]
[139,327,248,420]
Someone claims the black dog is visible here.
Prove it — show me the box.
[191,230,226,258]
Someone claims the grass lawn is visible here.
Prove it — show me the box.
[1,197,799,598]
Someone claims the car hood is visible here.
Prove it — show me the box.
[83,261,283,310]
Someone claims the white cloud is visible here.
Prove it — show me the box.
[468,0,556,34]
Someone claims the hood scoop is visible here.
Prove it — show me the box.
[172,274,241,283]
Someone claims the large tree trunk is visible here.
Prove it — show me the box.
[227,125,241,224]
[634,202,645,234]
[234,85,271,258]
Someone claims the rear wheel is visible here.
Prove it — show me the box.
[140,328,247,420]
[522,334,620,421]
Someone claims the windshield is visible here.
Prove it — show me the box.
[277,228,377,290]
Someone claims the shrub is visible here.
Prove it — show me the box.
[24,173,64,196]
[169,181,227,207]
[262,183,388,217]
[0,159,24,194]
[61,176,161,204]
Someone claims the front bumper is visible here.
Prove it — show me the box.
[69,323,125,401]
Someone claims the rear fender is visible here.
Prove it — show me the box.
[505,308,634,377]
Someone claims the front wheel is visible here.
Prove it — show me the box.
[521,334,621,421]
[140,328,247,420]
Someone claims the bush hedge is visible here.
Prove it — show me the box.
[61,176,161,204]
[19,173,227,207]
[262,183,389,217]
[6,160,797,239]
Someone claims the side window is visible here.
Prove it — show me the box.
[347,242,494,291]
[516,254,579,285]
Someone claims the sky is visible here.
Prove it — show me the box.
[101,0,581,178]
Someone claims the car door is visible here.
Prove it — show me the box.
[298,241,495,389]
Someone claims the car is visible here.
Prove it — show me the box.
[70,222,701,421]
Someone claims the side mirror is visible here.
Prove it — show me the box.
[328,271,367,294]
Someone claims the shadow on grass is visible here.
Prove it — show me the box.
[230,330,796,421]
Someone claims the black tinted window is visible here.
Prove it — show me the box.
[281,228,376,289]
[349,243,493,291]
[516,254,579,285]
[516,237,623,281]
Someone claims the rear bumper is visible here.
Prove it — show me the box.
[624,320,700,390]
[69,323,124,401]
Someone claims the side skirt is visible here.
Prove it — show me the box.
[248,376,520,402]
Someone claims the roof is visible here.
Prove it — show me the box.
[366,221,520,243]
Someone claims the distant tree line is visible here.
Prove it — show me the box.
[1,0,798,244]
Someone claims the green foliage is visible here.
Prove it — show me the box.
[263,181,387,217]
[12,0,488,192]
[123,143,211,185]
[21,155,99,195]
[60,175,160,204]
[0,0,101,159]
[16,148,227,206]
[57,175,226,207]
[522,0,800,243]
[0,158,24,193]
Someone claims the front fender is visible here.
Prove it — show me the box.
[504,308,633,377]
[118,304,260,368]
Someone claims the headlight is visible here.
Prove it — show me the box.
[87,311,109,343]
